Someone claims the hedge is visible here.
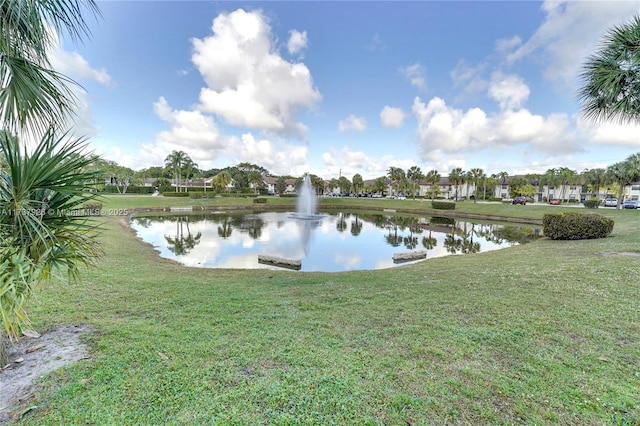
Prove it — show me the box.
[162,192,190,197]
[542,212,614,240]
[583,200,599,209]
[253,198,267,204]
[431,200,455,210]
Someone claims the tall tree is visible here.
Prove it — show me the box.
[0,0,100,136]
[387,167,405,197]
[0,0,102,365]
[577,14,640,125]
[607,154,640,209]
[407,166,423,199]
[352,173,364,195]
[449,167,464,200]
[425,169,441,201]
[582,168,607,205]
[164,150,188,192]
[468,168,484,203]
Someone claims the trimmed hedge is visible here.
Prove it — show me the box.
[583,200,599,209]
[162,192,190,197]
[542,212,614,240]
[188,191,217,199]
[253,198,267,204]
[431,200,455,210]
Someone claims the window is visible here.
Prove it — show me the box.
[632,185,640,190]
[570,185,577,190]
[501,185,508,189]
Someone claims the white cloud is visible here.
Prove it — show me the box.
[365,33,385,52]
[494,35,522,53]
[191,9,321,137]
[487,72,530,110]
[380,106,406,128]
[412,96,580,160]
[400,63,426,91]
[145,97,308,174]
[506,1,639,85]
[287,30,308,55]
[338,115,367,132]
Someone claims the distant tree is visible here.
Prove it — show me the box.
[386,167,405,196]
[577,14,640,125]
[373,177,387,195]
[449,167,464,200]
[248,171,263,193]
[607,154,640,209]
[275,176,287,194]
[352,173,364,194]
[468,168,485,203]
[213,171,232,193]
[407,166,423,199]
[424,170,441,201]
[582,168,607,205]
[338,176,352,194]
[164,150,189,192]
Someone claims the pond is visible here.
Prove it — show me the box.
[129,211,541,272]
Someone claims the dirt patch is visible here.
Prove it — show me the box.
[0,324,92,425]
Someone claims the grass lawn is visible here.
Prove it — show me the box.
[12,195,640,424]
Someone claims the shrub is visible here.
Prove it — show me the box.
[253,198,267,204]
[430,216,456,225]
[583,200,599,209]
[542,212,614,240]
[188,191,217,199]
[162,192,190,197]
[279,193,298,198]
[431,200,455,210]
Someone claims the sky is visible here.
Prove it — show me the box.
[51,0,640,180]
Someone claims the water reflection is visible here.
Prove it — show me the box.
[129,211,540,272]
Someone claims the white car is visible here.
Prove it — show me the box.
[603,198,617,207]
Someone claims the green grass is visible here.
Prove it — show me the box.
[15,196,640,425]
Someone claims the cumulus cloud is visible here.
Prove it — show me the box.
[380,106,406,128]
[400,63,426,91]
[191,9,321,137]
[505,1,640,85]
[322,146,414,179]
[147,97,308,173]
[412,96,580,161]
[487,72,530,110]
[338,115,367,132]
[287,30,308,55]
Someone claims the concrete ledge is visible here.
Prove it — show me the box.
[392,250,427,263]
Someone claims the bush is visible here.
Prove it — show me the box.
[188,191,217,199]
[162,192,190,197]
[253,198,267,204]
[542,212,614,240]
[583,199,599,209]
[430,216,456,225]
[279,193,298,198]
[431,200,455,210]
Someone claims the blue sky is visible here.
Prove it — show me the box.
[52,1,640,180]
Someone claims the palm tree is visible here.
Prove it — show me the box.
[164,150,188,192]
[213,171,232,193]
[407,166,423,199]
[0,0,100,136]
[449,167,464,200]
[607,155,640,209]
[247,171,263,194]
[468,168,484,203]
[352,173,364,195]
[577,14,640,125]
[387,167,405,197]
[424,169,441,201]
[0,0,102,365]
[0,131,103,363]
[582,168,607,205]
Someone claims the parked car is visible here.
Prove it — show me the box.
[623,200,638,209]
[603,198,618,207]
[548,199,561,205]
[511,196,527,205]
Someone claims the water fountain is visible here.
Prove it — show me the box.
[291,174,323,220]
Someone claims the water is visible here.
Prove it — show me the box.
[129,211,540,272]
